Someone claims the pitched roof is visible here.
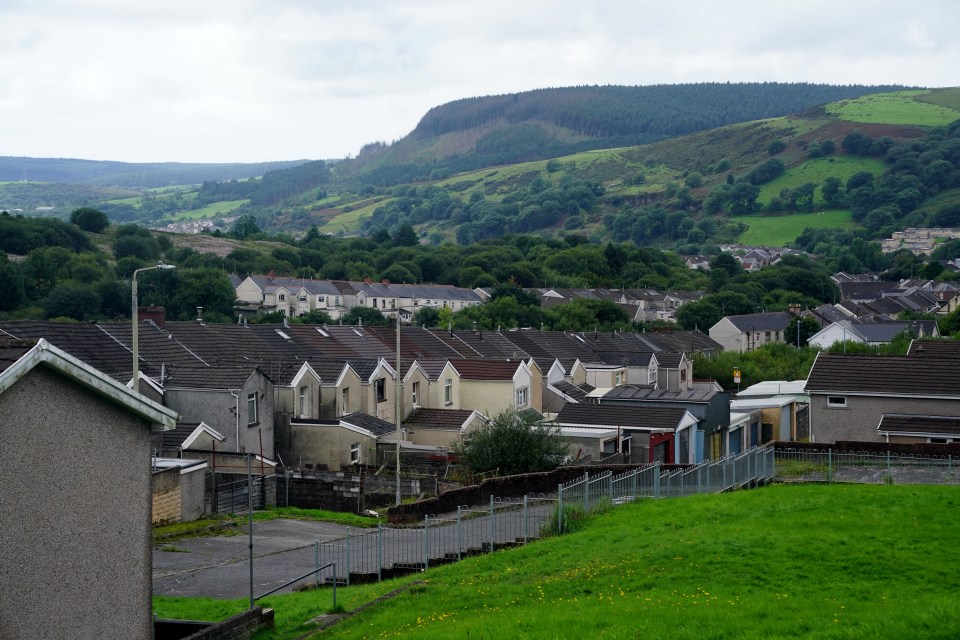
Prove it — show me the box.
[163,365,263,389]
[805,353,960,397]
[908,340,960,358]
[722,312,792,332]
[602,384,721,403]
[877,414,960,436]
[555,403,689,431]
[449,358,522,381]
[404,408,478,430]
[340,412,397,437]
[551,380,592,403]
[0,339,35,375]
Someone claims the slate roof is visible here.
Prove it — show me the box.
[555,403,689,431]
[877,414,960,436]
[163,365,262,389]
[908,340,960,358]
[602,384,721,403]
[340,412,397,437]
[0,339,35,374]
[449,358,521,380]
[805,353,960,397]
[652,352,684,368]
[723,312,792,333]
[404,408,477,430]
[162,422,201,449]
[551,380,592,403]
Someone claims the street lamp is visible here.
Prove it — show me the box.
[131,262,175,391]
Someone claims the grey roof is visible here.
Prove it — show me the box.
[602,384,720,403]
[908,340,960,357]
[551,381,591,403]
[805,353,960,397]
[404,408,477,430]
[162,422,201,449]
[723,312,792,333]
[340,412,397,437]
[877,414,960,436]
[555,403,689,431]
[163,365,263,389]
[0,339,35,375]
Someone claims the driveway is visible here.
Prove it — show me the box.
[153,519,362,599]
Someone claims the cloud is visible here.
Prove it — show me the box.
[0,0,957,163]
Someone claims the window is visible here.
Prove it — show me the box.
[299,386,307,416]
[317,295,325,304]
[247,393,258,425]
[516,387,528,407]
[827,396,847,408]
[299,295,307,303]
[444,378,453,405]
[341,387,350,413]
[765,331,771,340]
[350,442,360,465]
[375,377,387,402]
[278,293,285,302]
[615,372,623,386]
[371,297,377,307]
[648,367,657,385]
[334,296,341,306]
[412,381,420,407]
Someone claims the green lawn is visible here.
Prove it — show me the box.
[155,484,960,639]
[732,210,855,246]
[826,90,960,126]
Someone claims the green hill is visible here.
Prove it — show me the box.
[153,484,960,639]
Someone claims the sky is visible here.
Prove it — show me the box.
[1,0,958,164]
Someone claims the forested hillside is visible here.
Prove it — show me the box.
[340,83,910,185]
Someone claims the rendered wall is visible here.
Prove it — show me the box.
[0,366,154,640]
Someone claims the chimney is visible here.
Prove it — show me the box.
[381,279,390,285]
[364,277,372,284]
[196,307,203,324]
[139,306,166,328]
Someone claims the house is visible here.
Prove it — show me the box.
[554,403,700,464]
[807,320,939,349]
[709,312,792,352]
[402,407,487,450]
[151,457,208,525]
[594,381,730,461]
[162,364,275,458]
[448,358,538,416]
[804,352,960,443]
[0,339,178,640]
[286,412,397,471]
[730,396,800,443]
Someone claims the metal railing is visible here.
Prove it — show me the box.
[267,446,777,590]
[775,448,960,485]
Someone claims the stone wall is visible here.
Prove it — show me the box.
[152,467,182,525]
[775,440,960,456]
[279,470,425,512]
[154,607,274,640]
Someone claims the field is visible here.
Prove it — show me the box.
[732,210,854,246]
[163,199,248,221]
[757,156,886,207]
[826,90,960,126]
[154,484,960,639]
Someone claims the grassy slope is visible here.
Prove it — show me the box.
[826,90,960,126]
[154,484,960,640]
[733,210,855,246]
[756,156,886,206]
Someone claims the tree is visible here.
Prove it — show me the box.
[341,305,390,326]
[168,269,237,322]
[675,300,722,331]
[69,208,109,233]
[412,306,441,327]
[0,256,25,311]
[42,282,101,320]
[231,215,260,239]
[295,309,334,324]
[786,315,821,348]
[453,410,568,475]
[709,252,741,277]
[392,224,419,247]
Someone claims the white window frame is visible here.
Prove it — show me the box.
[376,377,387,403]
[826,395,847,408]
[444,378,453,405]
[350,442,360,465]
[299,386,307,416]
[516,386,528,407]
[341,387,350,413]
[411,381,420,407]
[247,392,258,426]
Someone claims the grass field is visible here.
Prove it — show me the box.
[732,210,854,246]
[154,484,960,639]
[320,197,395,234]
[164,199,248,221]
[757,156,885,206]
[826,90,960,126]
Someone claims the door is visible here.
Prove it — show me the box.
[650,433,673,463]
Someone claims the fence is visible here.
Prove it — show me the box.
[305,446,776,586]
[775,448,960,485]
[210,475,275,515]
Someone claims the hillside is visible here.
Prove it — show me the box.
[335,83,911,185]
[0,157,311,188]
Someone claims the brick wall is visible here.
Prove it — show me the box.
[152,467,182,525]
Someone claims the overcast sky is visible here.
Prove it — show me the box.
[1,1,957,164]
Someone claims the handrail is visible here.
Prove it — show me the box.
[255,561,337,609]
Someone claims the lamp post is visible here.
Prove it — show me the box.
[131,262,175,391]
